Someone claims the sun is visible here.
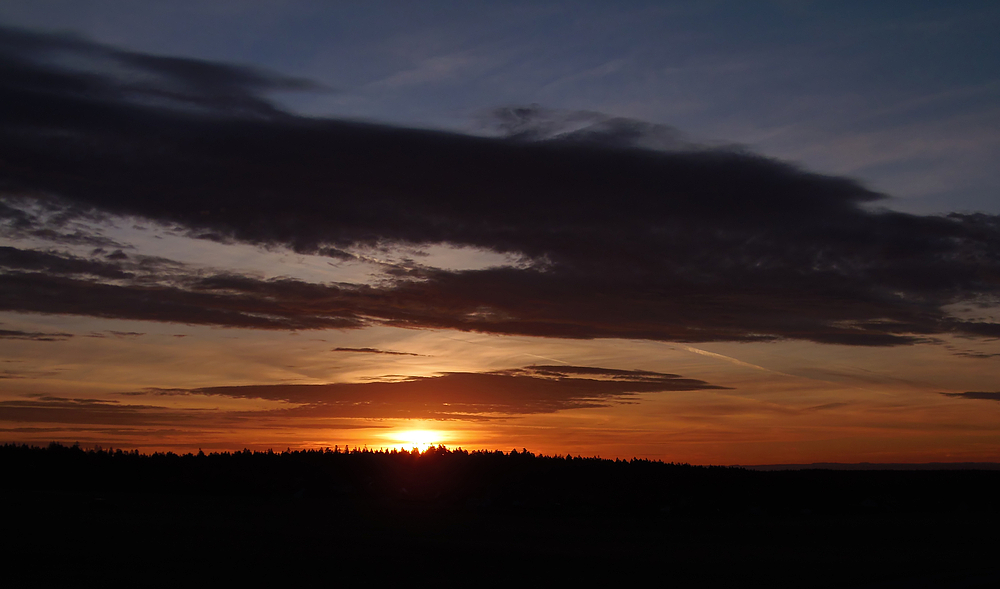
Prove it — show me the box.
[391,429,441,452]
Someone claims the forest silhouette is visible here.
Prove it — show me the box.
[4,443,1000,586]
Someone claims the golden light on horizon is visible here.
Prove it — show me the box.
[387,429,445,452]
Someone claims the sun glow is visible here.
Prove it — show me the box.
[390,429,443,452]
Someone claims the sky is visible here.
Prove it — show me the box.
[1,1,998,463]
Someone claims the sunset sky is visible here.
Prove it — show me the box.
[1,1,999,464]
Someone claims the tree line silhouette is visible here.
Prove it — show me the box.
[4,443,1000,586]
[4,442,998,518]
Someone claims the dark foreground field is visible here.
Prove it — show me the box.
[4,444,999,587]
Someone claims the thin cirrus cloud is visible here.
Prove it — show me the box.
[2,27,1000,347]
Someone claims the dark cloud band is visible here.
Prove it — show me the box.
[2,27,999,346]
[151,365,726,419]
[0,365,724,426]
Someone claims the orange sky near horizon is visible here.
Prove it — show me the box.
[3,308,998,465]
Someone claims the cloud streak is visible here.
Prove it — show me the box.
[2,27,1000,346]
[332,347,423,356]
[0,327,73,341]
[153,365,727,420]
[940,392,1000,402]
[1,365,724,428]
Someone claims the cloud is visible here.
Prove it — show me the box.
[0,246,131,280]
[0,396,212,426]
[0,265,365,330]
[0,26,318,117]
[0,327,73,341]
[944,344,1000,359]
[2,365,723,428]
[0,247,943,342]
[940,392,1000,401]
[154,365,726,419]
[2,27,1000,346]
[484,104,702,150]
[332,347,423,356]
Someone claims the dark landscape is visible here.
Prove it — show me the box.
[2,5,1000,586]
[5,443,1000,587]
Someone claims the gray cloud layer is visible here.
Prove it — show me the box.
[2,27,999,346]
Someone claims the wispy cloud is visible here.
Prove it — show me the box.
[940,391,1000,402]
[0,327,73,341]
[366,54,480,90]
[332,347,423,356]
